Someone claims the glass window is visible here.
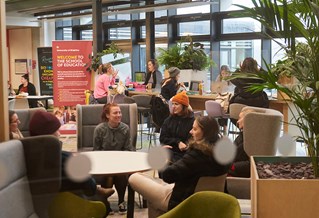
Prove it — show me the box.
[222,18,261,34]
[140,44,167,73]
[109,27,131,39]
[62,28,72,40]
[155,10,167,18]
[56,20,72,27]
[139,12,145,19]
[155,24,167,37]
[141,24,167,38]
[177,5,210,15]
[112,52,132,81]
[179,21,210,36]
[271,39,286,64]
[221,0,255,11]
[80,30,93,40]
[107,13,130,21]
[220,39,261,71]
[271,37,306,64]
[80,17,92,25]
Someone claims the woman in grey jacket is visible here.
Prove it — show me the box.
[93,103,134,214]
[129,116,229,217]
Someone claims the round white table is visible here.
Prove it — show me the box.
[82,151,151,218]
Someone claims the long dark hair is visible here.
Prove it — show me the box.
[188,116,220,156]
[148,59,158,72]
[240,57,258,73]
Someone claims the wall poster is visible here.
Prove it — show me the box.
[52,40,92,106]
[37,47,53,95]
[14,59,28,74]
[52,41,92,134]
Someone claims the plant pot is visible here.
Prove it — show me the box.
[251,156,319,218]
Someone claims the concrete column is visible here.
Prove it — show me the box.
[92,0,103,55]
[145,0,155,61]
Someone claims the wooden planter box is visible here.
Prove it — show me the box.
[251,156,319,218]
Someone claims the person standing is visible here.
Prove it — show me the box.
[93,103,134,214]
[129,116,229,217]
[94,63,118,104]
[18,73,37,108]
[143,59,163,89]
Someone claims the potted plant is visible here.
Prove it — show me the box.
[271,43,310,100]
[157,35,212,71]
[231,0,319,217]
[157,36,214,89]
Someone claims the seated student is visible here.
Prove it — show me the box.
[28,110,115,207]
[228,109,256,178]
[160,67,185,101]
[160,91,194,163]
[94,63,118,104]
[93,103,134,214]
[229,58,269,106]
[129,116,229,218]
[9,110,23,139]
[143,59,163,89]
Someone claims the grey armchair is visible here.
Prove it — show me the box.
[227,106,283,200]
[15,107,46,137]
[76,103,138,151]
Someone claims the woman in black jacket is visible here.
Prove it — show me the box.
[129,116,229,217]
[229,57,269,109]
[160,67,183,101]
[160,91,194,163]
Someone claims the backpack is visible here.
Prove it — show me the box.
[150,95,170,129]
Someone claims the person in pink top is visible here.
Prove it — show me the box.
[94,63,118,104]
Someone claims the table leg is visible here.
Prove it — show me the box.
[45,99,49,109]
[127,184,135,218]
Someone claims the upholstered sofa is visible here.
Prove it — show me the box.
[0,135,61,218]
[76,103,138,151]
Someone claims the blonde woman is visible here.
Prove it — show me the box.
[94,63,118,104]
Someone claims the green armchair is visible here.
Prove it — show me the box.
[48,192,106,218]
[158,191,241,218]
